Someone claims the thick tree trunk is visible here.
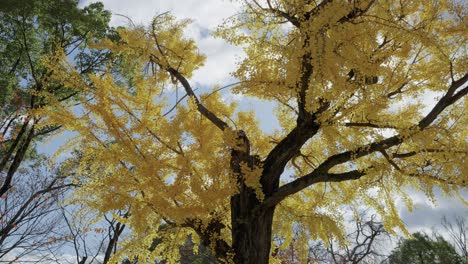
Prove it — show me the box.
[227,130,277,264]
[231,201,275,264]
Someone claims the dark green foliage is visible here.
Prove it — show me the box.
[0,0,111,107]
[0,0,112,168]
[388,232,465,264]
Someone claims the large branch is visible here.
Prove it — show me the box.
[167,67,229,131]
[261,101,329,196]
[303,0,334,22]
[337,0,376,24]
[297,49,314,123]
[258,169,367,211]
[252,0,372,29]
[418,73,467,128]
[258,0,380,197]
[251,0,381,198]
[259,72,467,209]
[344,122,397,129]
[0,120,29,173]
[302,0,375,26]
[261,0,300,27]
[0,124,35,197]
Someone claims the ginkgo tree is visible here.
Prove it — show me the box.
[37,0,467,263]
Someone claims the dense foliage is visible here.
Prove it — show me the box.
[6,0,468,263]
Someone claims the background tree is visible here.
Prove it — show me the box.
[0,0,112,260]
[326,215,389,264]
[274,213,390,264]
[0,158,71,261]
[51,205,127,264]
[41,0,467,263]
[442,215,468,258]
[388,232,465,264]
[0,0,111,194]
[34,150,129,264]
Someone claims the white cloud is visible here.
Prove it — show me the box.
[82,0,240,26]
[82,0,244,87]
[399,188,467,227]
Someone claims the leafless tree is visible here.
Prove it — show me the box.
[442,215,467,258]
[274,213,392,264]
[326,215,390,264]
[44,205,127,264]
[0,158,73,262]
[0,158,128,264]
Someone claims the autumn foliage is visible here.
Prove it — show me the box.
[34,0,467,263]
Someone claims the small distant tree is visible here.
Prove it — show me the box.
[0,158,72,261]
[274,214,390,264]
[326,215,389,264]
[54,206,127,264]
[45,151,128,264]
[388,232,464,264]
[442,215,468,258]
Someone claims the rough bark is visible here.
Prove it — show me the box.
[231,197,275,264]
[228,130,275,264]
